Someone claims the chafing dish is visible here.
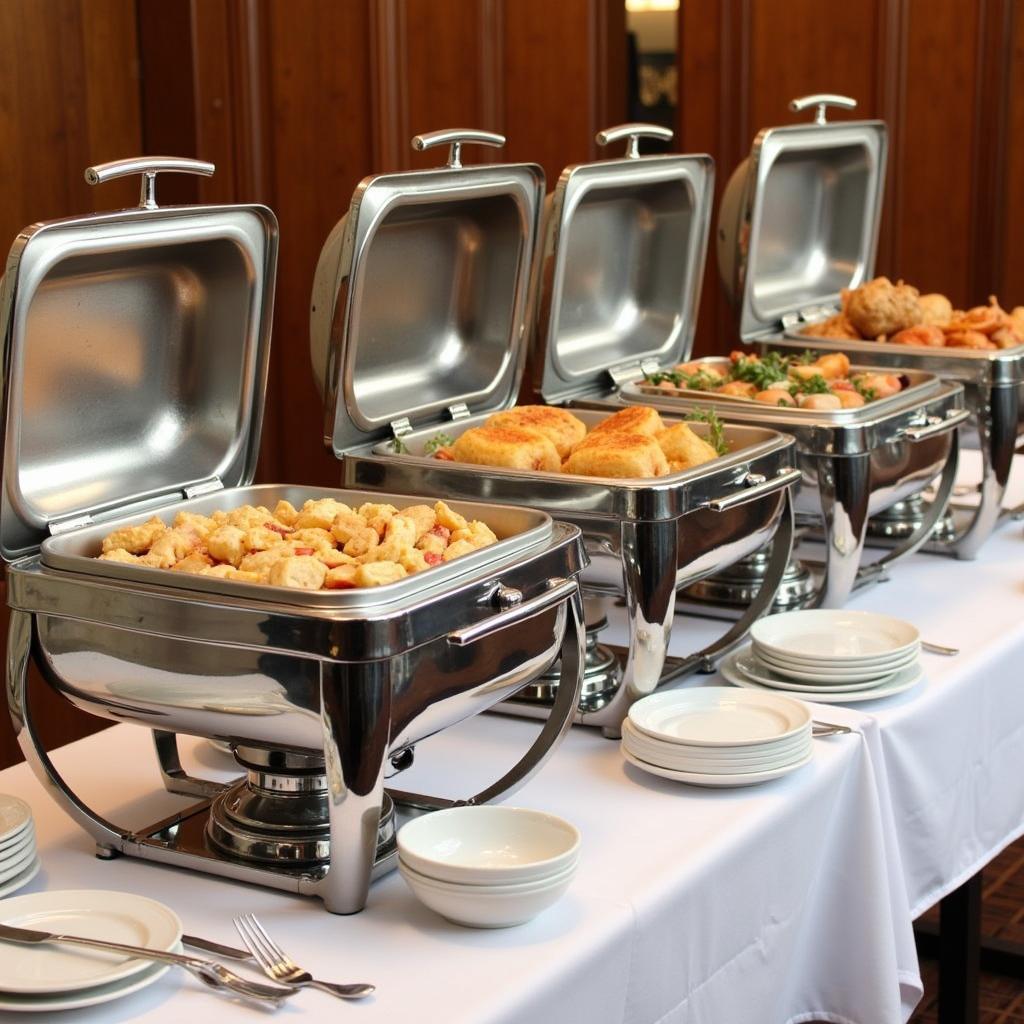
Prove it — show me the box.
[2,158,587,914]
[719,93,1022,558]
[311,126,801,737]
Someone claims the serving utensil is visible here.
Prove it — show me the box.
[233,913,375,1000]
[921,641,959,656]
[811,721,853,737]
[0,923,294,1005]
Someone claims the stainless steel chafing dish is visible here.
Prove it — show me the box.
[311,127,801,737]
[718,93,1022,558]
[2,157,588,914]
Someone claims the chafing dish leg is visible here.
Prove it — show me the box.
[7,611,126,855]
[812,454,872,608]
[314,661,392,915]
[152,730,233,799]
[954,384,1018,558]
[390,587,585,811]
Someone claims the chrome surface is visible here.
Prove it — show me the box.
[789,93,858,125]
[811,721,854,737]
[182,935,255,963]
[84,156,216,209]
[411,128,505,169]
[310,130,544,455]
[686,544,815,611]
[0,166,278,564]
[535,129,714,405]
[716,105,887,343]
[922,641,960,656]
[629,365,965,608]
[594,122,675,158]
[234,913,374,1000]
[0,924,293,1004]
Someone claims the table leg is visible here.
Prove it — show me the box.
[937,871,981,1024]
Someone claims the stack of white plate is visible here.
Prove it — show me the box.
[0,795,40,899]
[397,806,579,928]
[621,687,813,787]
[0,890,182,1012]
[721,610,923,703]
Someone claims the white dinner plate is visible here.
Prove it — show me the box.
[752,639,921,669]
[622,744,814,787]
[753,641,919,675]
[751,610,919,662]
[628,687,811,748]
[621,719,811,771]
[0,844,37,886]
[730,650,896,692]
[0,855,41,899]
[0,825,36,860]
[0,795,32,846]
[724,661,924,704]
[0,952,173,1012]
[0,890,181,994]
[747,649,918,685]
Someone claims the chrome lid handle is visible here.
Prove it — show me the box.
[789,94,857,125]
[596,123,674,159]
[411,129,506,169]
[85,156,216,210]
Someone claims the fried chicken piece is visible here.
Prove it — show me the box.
[449,520,498,549]
[268,555,328,590]
[563,431,670,478]
[588,405,664,438]
[393,504,436,540]
[293,498,355,532]
[811,353,851,380]
[171,552,215,575]
[172,511,217,540]
[450,426,561,473]
[655,423,719,469]
[485,406,587,459]
[98,548,144,564]
[802,313,862,340]
[331,512,379,557]
[207,525,248,567]
[845,277,922,338]
[272,500,299,527]
[944,329,996,350]
[142,529,201,569]
[992,325,1024,349]
[918,294,954,327]
[435,501,469,533]
[101,515,167,555]
[890,324,946,347]
[354,562,407,587]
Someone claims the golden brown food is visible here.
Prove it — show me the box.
[946,297,1006,336]
[586,405,664,438]
[655,423,718,469]
[95,499,497,591]
[562,431,670,479]
[992,325,1024,349]
[450,426,561,472]
[845,277,923,338]
[754,388,796,406]
[919,294,954,326]
[716,380,758,398]
[798,393,842,410]
[944,330,996,350]
[804,313,861,340]
[890,324,946,347]
[485,406,587,459]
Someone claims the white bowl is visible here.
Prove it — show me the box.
[397,806,580,885]
[399,857,577,892]
[399,860,575,928]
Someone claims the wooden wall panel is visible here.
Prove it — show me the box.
[998,2,1024,303]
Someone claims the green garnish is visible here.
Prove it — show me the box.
[795,349,818,365]
[852,378,878,401]
[424,432,454,455]
[389,436,409,454]
[644,369,685,387]
[790,373,832,396]
[730,351,791,389]
[686,408,729,456]
[643,368,720,391]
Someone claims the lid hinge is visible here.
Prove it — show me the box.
[780,312,803,331]
[390,417,413,439]
[447,403,471,421]
[608,363,645,388]
[183,477,223,500]
[48,513,94,537]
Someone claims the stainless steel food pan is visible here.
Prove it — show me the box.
[624,359,968,607]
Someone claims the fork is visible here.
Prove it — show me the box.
[233,913,375,1000]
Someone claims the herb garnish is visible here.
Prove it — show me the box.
[389,436,409,454]
[730,351,791,390]
[790,373,831,396]
[424,432,454,455]
[852,378,878,401]
[686,408,729,456]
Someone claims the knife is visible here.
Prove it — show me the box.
[0,923,291,1003]
[183,933,254,962]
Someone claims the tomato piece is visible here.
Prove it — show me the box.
[429,525,451,541]
[423,551,443,566]
[433,450,455,461]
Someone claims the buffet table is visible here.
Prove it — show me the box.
[1,455,1022,1023]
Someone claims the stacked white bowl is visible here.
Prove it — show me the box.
[621,687,814,787]
[397,806,580,928]
[720,610,923,704]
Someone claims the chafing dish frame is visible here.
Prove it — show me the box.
[312,127,802,735]
[1,158,588,914]
[718,93,1024,558]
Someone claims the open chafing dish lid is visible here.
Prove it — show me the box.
[718,95,888,342]
[536,124,714,404]
[0,157,278,564]
[310,129,544,457]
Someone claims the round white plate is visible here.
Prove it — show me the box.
[752,639,920,669]
[0,796,32,846]
[0,825,36,861]
[621,719,810,771]
[724,661,924,704]
[622,744,814,787]
[628,687,811,748]
[0,844,37,885]
[0,855,41,900]
[0,890,181,994]
[737,649,914,688]
[753,643,919,679]
[751,610,919,661]
[622,735,811,775]
[0,950,174,1013]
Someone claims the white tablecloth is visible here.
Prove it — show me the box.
[2,452,1022,1023]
